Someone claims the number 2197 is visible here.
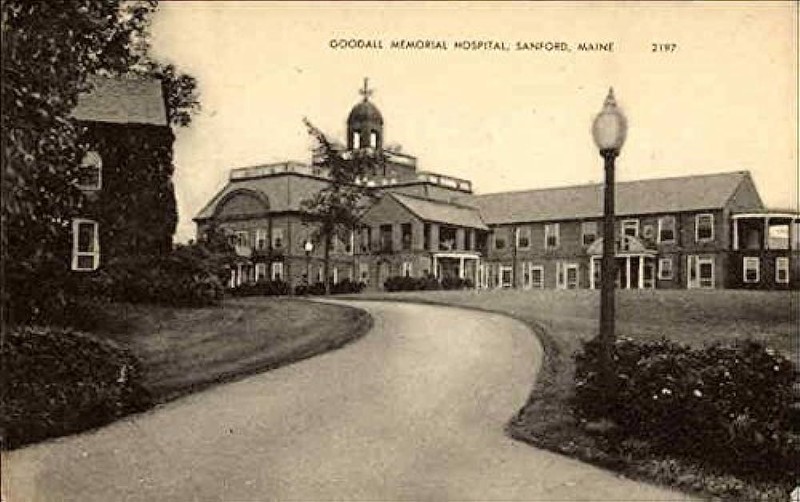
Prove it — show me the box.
[652,43,677,52]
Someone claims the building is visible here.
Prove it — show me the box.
[70,75,175,272]
[195,82,799,290]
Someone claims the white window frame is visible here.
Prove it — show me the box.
[565,263,579,289]
[77,151,102,191]
[658,216,676,244]
[499,265,513,288]
[516,226,531,249]
[695,213,715,242]
[688,255,715,289]
[255,263,267,281]
[658,257,673,280]
[545,223,560,250]
[743,257,760,283]
[621,219,639,238]
[332,266,339,284]
[271,261,284,281]
[775,257,789,284]
[256,228,268,250]
[581,221,598,247]
[530,265,544,289]
[401,261,413,277]
[71,218,100,271]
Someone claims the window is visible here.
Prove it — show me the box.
[331,266,339,284]
[360,227,371,253]
[566,264,579,289]
[658,258,673,280]
[688,255,715,289]
[256,229,268,250]
[317,266,324,283]
[401,223,412,250]
[621,219,639,238]
[255,263,267,280]
[500,266,513,288]
[77,151,102,190]
[776,257,789,284]
[658,216,676,244]
[465,229,474,251]
[369,131,378,148]
[531,265,544,289]
[271,262,283,281]
[494,234,506,250]
[767,222,790,250]
[401,262,413,277]
[695,214,714,242]
[346,230,354,255]
[439,226,456,251]
[545,223,560,249]
[582,222,597,246]
[423,223,431,251]
[353,131,361,148]
[359,263,370,284]
[516,226,531,249]
[380,224,393,252]
[556,261,578,289]
[743,257,760,283]
[72,219,99,271]
[272,227,284,249]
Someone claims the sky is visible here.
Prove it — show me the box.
[149,1,798,243]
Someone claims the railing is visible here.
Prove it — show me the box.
[230,161,328,180]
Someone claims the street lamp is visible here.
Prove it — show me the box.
[592,87,627,401]
[304,240,314,285]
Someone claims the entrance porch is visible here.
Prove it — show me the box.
[432,252,480,286]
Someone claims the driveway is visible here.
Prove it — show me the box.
[2,301,693,501]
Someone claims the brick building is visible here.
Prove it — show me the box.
[195,82,799,290]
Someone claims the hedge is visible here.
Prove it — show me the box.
[573,337,798,481]
[1,326,152,450]
[383,275,473,291]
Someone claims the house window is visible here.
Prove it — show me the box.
[531,265,544,289]
[695,214,714,242]
[256,228,268,250]
[72,219,100,271]
[361,227,371,253]
[465,229,474,251]
[317,266,324,283]
[401,223,412,250]
[776,257,789,284]
[582,221,597,246]
[658,216,676,244]
[272,227,284,249]
[621,219,639,238]
[556,261,577,289]
[346,230,354,255]
[566,264,579,289]
[423,223,431,251]
[658,257,673,280]
[439,226,456,251]
[359,263,369,284]
[401,261,413,277]
[545,223,560,249]
[234,230,250,248]
[271,262,283,281]
[331,266,339,284]
[494,233,506,250]
[516,226,531,249]
[688,255,715,289]
[743,257,760,283]
[499,265,513,288]
[77,151,102,190]
[767,222,790,250]
[255,263,267,280]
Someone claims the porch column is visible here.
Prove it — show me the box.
[638,255,644,289]
[432,255,438,278]
[625,257,631,289]
[590,257,596,290]
[459,257,465,278]
[764,217,771,250]
[732,218,739,250]
[474,258,480,288]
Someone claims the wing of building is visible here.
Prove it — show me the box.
[196,81,799,291]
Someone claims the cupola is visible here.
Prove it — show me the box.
[347,78,383,150]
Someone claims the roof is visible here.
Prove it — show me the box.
[72,75,168,126]
[390,192,488,230]
[347,99,383,125]
[459,171,752,225]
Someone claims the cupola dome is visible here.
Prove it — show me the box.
[347,78,383,150]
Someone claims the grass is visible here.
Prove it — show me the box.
[2,297,371,449]
[352,288,798,501]
[91,297,372,403]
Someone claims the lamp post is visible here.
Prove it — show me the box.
[304,240,314,285]
[592,87,628,401]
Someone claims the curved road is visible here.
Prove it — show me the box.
[2,301,692,501]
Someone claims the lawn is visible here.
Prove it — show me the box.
[353,288,798,501]
[93,297,372,403]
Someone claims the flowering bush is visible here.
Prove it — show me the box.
[573,337,797,478]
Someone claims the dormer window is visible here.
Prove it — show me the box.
[78,151,102,190]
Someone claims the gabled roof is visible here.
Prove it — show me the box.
[390,192,488,230]
[459,171,753,225]
[72,75,168,126]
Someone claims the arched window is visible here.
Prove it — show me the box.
[78,150,102,190]
[352,131,361,149]
[369,131,378,148]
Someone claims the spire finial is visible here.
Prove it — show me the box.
[359,77,373,101]
[604,87,617,108]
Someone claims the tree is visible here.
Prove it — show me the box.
[300,119,382,294]
[1,0,198,323]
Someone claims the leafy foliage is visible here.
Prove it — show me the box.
[573,337,798,480]
[300,118,381,293]
[231,279,291,297]
[383,275,473,291]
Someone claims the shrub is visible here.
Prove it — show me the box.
[441,276,474,290]
[294,282,327,296]
[1,326,152,449]
[573,337,798,479]
[231,279,290,297]
[384,275,441,291]
[330,278,366,295]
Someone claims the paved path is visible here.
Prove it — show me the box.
[2,301,693,501]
